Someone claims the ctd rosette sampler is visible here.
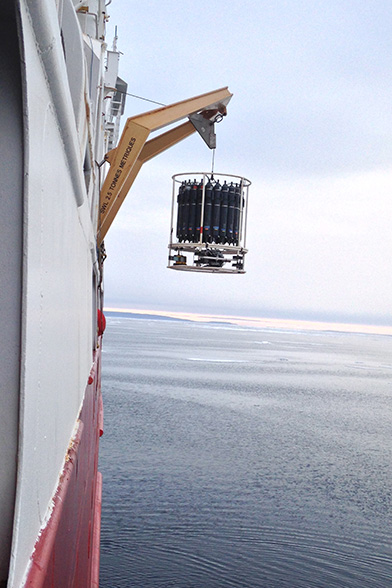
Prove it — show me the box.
[168,172,251,273]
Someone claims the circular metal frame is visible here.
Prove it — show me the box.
[172,171,251,187]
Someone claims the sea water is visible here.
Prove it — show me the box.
[99,316,392,587]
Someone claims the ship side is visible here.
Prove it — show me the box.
[0,2,125,586]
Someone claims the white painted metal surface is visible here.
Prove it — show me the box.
[0,4,23,582]
[2,1,124,586]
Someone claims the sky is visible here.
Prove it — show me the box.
[103,0,392,325]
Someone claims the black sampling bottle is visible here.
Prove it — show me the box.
[219,181,229,244]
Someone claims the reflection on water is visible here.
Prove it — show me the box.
[99,318,392,587]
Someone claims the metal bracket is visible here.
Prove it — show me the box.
[188,113,216,149]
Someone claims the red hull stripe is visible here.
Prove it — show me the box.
[91,472,102,588]
[25,422,84,588]
[24,345,103,588]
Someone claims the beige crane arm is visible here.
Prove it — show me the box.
[98,86,232,243]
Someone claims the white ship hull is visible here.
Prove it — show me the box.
[0,2,121,585]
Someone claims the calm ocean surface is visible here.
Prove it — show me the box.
[99,316,392,587]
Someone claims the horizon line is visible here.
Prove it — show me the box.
[103,307,392,336]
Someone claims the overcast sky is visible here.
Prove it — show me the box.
[103,0,392,324]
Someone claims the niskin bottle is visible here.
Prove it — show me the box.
[176,182,184,240]
[212,180,221,243]
[219,181,229,244]
[233,183,241,245]
[203,179,213,242]
[227,182,236,244]
[196,179,203,241]
[180,181,191,241]
[188,179,198,241]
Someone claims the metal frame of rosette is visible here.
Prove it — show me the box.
[168,172,251,273]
